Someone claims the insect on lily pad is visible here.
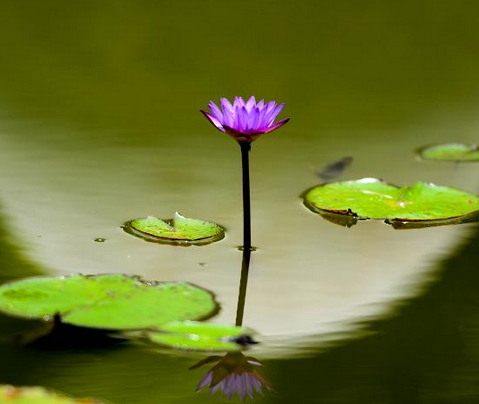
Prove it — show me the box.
[146,321,256,352]
[0,274,219,330]
[417,143,479,162]
[0,385,107,404]
[303,178,479,229]
[125,212,225,246]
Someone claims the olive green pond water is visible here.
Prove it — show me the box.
[1,1,479,403]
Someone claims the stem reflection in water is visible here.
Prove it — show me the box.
[190,242,271,401]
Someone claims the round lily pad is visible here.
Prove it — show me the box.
[148,321,254,352]
[304,178,479,227]
[417,143,479,162]
[125,212,225,246]
[0,385,106,404]
[0,274,218,330]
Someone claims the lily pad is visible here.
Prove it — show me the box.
[303,178,479,227]
[0,385,107,404]
[125,212,225,246]
[147,321,254,352]
[0,274,218,330]
[417,143,479,162]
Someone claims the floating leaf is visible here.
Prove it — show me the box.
[147,321,254,352]
[417,143,479,162]
[0,274,218,330]
[0,385,107,404]
[125,212,225,245]
[303,178,479,228]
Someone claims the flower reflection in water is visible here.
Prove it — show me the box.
[190,352,272,400]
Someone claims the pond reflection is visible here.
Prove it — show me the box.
[191,352,271,401]
[191,246,271,401]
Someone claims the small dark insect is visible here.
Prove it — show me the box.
[316,156,353,183]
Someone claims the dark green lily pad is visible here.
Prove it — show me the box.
[0,274,218,330]
[125,212,225,246]
[418,143,479,162]
[148,321,254,352]
[304,178,479,228]
[0,385,107,403]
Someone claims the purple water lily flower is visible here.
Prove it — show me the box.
[201,96,289,143]
[190,352,272,401]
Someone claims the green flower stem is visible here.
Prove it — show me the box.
[239,141,252,251]
[235,248,251,326]
[235,141,252,326]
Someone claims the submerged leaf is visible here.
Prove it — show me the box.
[0,274,218,330]
[126,213,225,245]
[304,178,479,228]
[0,385,107,403]
[147,321,255,352]
[418,143,479,162]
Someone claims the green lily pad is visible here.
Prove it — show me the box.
[0,274,218,330]
[304,178,479,227]
[147,321,254,352]
[0,385,107,404]
[418,143,479,162]
[125,212,225,246]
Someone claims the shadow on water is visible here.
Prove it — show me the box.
[272,223,479,404]
[0,200,46,338]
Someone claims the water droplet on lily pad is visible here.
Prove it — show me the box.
[418,143,479,162]
[147,321,255,352]
[0,274,219,330]
[0,385,107,404]
[125,212,225,246]
[303,178,479,228]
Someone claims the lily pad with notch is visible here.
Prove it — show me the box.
[146,321,256,352]
[0,385,108,404]
[303,178,479,229]
[125,212,225,246]
[0,274,219,330]
[417,143,479,162]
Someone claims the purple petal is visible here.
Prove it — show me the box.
[257,107,270,129]
[221,98,234,127]
[263,103,281,125]
[223,376,236,399]
[234,96,245,109]
[201,110,225,132]
[268,103,284,124]
[209,383,222,395]
[245,96,256,112]
[245,374,255,399]
[236,374,247,401]
[248,106,261,131]
[264,117,289,133]
[251,376,263,393]
[257,99,265,110]
[235,106,249,132]
[261,101,278,126]
[196,371,213,391]
[208,101,223,123]
[264,101,277,115]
